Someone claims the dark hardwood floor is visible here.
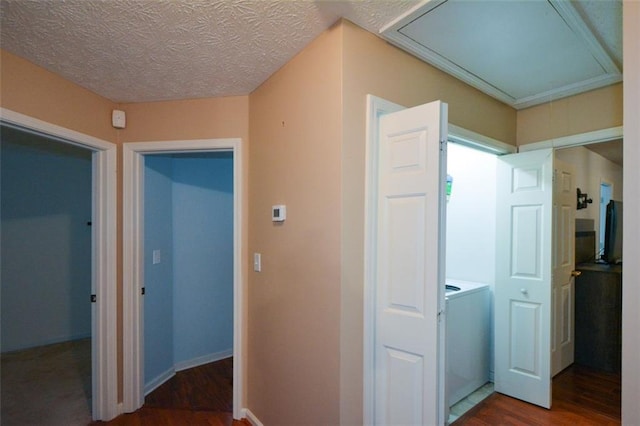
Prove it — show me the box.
[93,359,619,425]
[92,357,249,426]
[453,364,621,425]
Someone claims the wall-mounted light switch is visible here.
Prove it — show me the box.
[253,253,261,272]
[153,250,161,264]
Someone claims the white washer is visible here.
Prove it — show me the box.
[445,279,491,407]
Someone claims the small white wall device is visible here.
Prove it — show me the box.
[272,205,286,222]
[112,109,126,129]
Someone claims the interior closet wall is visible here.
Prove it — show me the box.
[144,155,174,384]
[446,143,497,284]
[1,126,92,352]
[143,152,233,391]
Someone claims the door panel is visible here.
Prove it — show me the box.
[375,100,447,425]
[495,149,553,409]
[552,159,576,376]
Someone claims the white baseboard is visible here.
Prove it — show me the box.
[174,348,233,372]
[242,408,264,426]
[144,349,233,396]
[144,366,175,396]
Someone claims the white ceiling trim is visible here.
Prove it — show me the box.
[380,0,622,110]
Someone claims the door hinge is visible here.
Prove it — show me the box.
[141,287,145,295]
[440,139,447,152]
[438,309,445,322]
[91,294,96,303]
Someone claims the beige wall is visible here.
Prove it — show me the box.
[339,20,517,424]
[517,83,623,145]
[1,49,117,141]
[120,96,249,143]
[247,23,343,425]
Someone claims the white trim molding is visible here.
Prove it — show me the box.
[122,138,245,420]
[174,349,233,372]
[0,108,119,421]
[242,408,265,426]
[363,95,404,424]
[144,367,175,396]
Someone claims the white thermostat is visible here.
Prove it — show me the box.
[272,205,286,222]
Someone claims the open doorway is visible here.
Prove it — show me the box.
[0,113,118,421]
[1,126,92,424]
[445,139,623,423]
[142,152,234,410]
[444,142,496,423]
[122,138,244,419]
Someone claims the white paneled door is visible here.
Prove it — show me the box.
[495,149,554,408]
[374,101,447,425]
[552,158,576,376]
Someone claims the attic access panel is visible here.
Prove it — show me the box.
[381,0,621,109]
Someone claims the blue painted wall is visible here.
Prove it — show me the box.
[1,126,92,352]
[172,153,234,364]
[143,152,233,389]
[143,155,175,383]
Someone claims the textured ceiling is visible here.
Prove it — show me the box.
[0,0,420,103]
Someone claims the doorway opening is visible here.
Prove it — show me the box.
[448,140,623,422]
[122,138,244,419]
[1,126,92,424]
[142,152,234,404]
[444,142,497,423]
[0,110,118,421]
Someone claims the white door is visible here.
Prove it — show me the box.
[495,149,553,408]
[374,100,447,425]
[552,158,576,376]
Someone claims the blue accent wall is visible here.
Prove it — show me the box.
[143,154,175,382]
[143,152,233,389]
[1,126,92,352]
[172,152,234,364]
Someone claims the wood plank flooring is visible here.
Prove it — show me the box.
[94,360,619,425]
[92,358,249,426]
[453,364,621,425]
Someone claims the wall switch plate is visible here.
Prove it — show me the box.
[253,253,261,272]
[153,249,161,264]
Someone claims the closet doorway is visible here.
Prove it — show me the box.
[0,110,118,421]
[122,138,245,420]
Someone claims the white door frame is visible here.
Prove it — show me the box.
[0,108,119,421]
[122,138,244,419]
[364,95,404,424]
